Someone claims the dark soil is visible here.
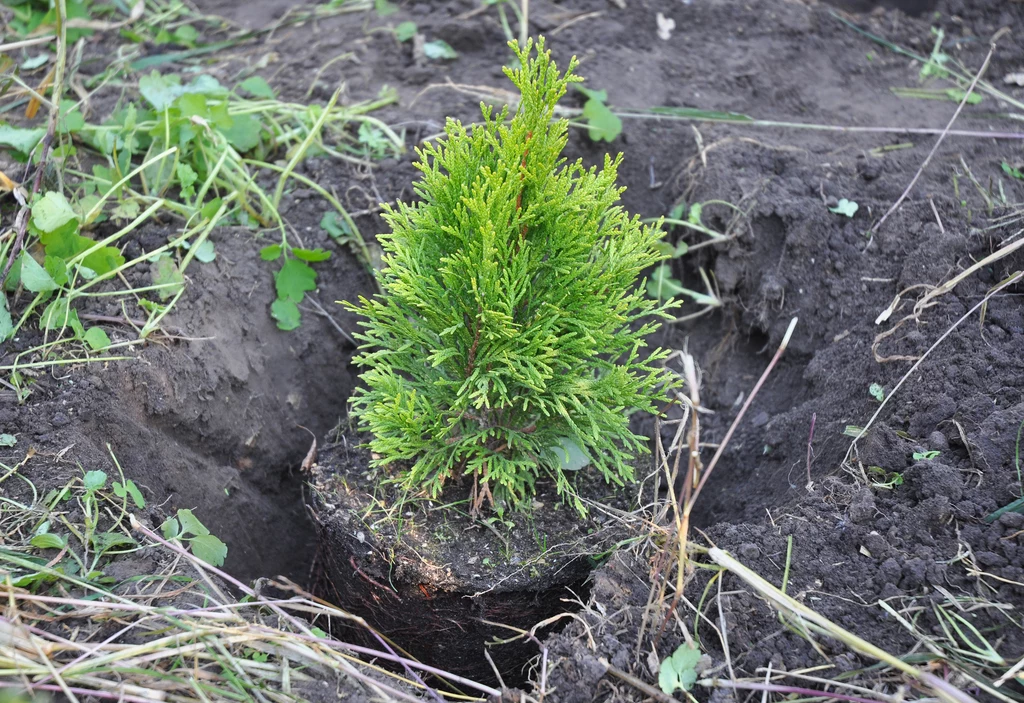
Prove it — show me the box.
[4,0,1024,700]
[308,434,637,685]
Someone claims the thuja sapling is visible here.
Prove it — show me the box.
[346,38,677,515]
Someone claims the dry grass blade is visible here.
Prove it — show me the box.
[706,547,980,703]
[0,479,497,703]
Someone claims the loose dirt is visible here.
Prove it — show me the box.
[3,0,1024,700]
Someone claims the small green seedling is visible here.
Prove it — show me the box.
[576,85,622,142]
[1001,162,1024,180]
[374,0,398,16]
[868,466,904,489]
[913,450,941,461]
[112,479,146,510]
[260,244,332,330]
[920,27,950,80]
[829,198,859,217]
[868,383,885,402]
[0,434,16,447]
[659,644,700,695]
[395,21,417,42]
[423,40,458,60]
[161,508,228,566]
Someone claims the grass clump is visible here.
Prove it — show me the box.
[347,38,676,515]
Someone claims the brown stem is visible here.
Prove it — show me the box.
[465,319,481,376]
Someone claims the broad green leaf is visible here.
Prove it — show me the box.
[271,298,301,331]
[174,24,199,44]
[139,70,182,111]
[260,244,283,261]
[82,245,126,276]
[275,258,317,302]
[113,479,146,509]
[189,534,228,566]
[581,95,621,142]
[31,533,67,550]
[192,240,216,263]
[36,218,82,259]
[0,433,16,447]
[0,123,46,157]
[83,470,107,491]
[161,516,182,539]
[186,74,226,98]
[423,40,458,60]
[176,508,210,537]
[688,202,703,225]
[238,76,275,99]
[659,644,700,694]
[44,255,68,286]
[221,113,262,152]
[31,191,78,234]
[292,247,331,262]
[176,92,208,120]
[151,254,184,301]
[395,21,417,42]
[200,197,224,221]
[83,327,111,351]
[111,198,142,222]
[320,211,352,239]
[20,253,58,292]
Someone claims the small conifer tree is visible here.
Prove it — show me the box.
[346,38,677,514]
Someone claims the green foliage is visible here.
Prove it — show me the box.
[395,21,417,42]
[3,0,95,42]
[423,39,458,60]
[347,38,676,513]
[920,27,950,80]
[577,85,622,142]
[1002,162,1024,180]
[867,465,904,489]
[161,508,228,567]
[868,382,885,402]
[829,198,859,217]
[260,244,330,330]
[658,644,700,694]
